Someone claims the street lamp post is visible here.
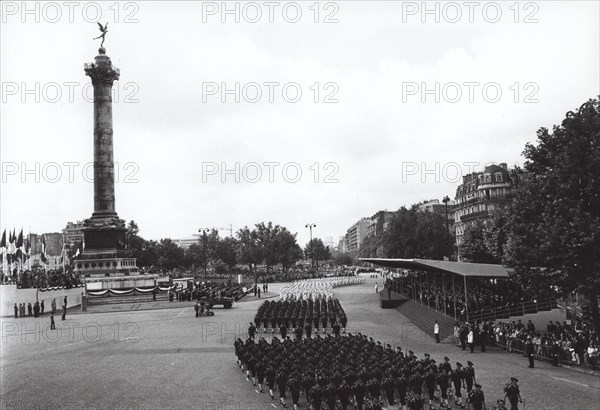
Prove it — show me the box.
[442,195,450,260]
[199,228,211,279]
[305,223,316,274]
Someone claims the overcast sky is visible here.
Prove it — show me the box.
[1,1,598,247]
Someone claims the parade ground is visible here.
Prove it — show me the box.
[1,278,598,410]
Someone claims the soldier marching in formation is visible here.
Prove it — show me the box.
[254,297,348,335]
[234,332,486,410]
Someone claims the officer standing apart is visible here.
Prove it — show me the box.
[525,337,535,368]
[434,320,440,343]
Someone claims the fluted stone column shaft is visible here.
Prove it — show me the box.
[84,50,120,219]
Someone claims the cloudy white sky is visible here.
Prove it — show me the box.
[1,1,599,246]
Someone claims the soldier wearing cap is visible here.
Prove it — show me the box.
[424,366,437,409]
[288,375,302,410]
[451,362,465,408]
[464,361,476,393]
[436,367,450,409]
[504,377,523,410]
[467,383,486,410]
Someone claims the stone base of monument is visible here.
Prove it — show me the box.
[74,250,157,291]
[85,275,159,291]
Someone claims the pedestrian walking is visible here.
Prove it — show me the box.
[50,312,56,330]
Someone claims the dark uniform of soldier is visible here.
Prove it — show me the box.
[467,383,486,410]
[294,326,303,340]
[396,372,409,408]
[337,379,351,410]
[381,373,395,407]
[266,365,277,399]
[288,376,302,410]
[352,379,366,410]
[464,361,475,393]
[310,383,324,410]
[304,322,312,339]
[248,322,256,339]
[504,377,522,410]
[276,368,289,407]
[451,363,465,408]
[324,382,338,410]
[436,369,450,408]
[256,358,266,392]
[407,391,424,410]
[525,337,535,368]
[424,368,437,407]
[280,324,288,339]
[332,321,341,337]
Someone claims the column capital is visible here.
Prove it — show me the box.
[84,53,120,86]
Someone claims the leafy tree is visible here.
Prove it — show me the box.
[305,238,330,271]
[214,236,238,270]
[333,252,354,266]
[156,238,185,271]
[255,222,281,273]
[459,220,497,263]
[504,97,600,331]
[274,228,303,273]
[237,226,262,280]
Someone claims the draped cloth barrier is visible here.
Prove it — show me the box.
[87,285,176,297]
[38,284,86,292]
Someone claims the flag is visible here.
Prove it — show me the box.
[24,236,31,260]
[0,229,5,263]
[40,235,47,264]
[15,229,23,259]
[7,229,16,264]
[74,240,83,258]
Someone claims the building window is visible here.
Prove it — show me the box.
[485,175,492,183]
[495,173,503,182]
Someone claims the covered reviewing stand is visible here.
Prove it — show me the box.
[359,258,511,322]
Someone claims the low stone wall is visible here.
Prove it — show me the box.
[0,285,84,317]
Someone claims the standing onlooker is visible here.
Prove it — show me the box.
[257,287,261,299]
[27,302,33,317]
[14,303,18,318]
[454,322,461,347]
[50,312,56,330]
[51,298,57,314]
[468,327,475,353]
[434,320,440,343]
[61,303,67,320]
[525,337,535,368]
[40,300,45,315]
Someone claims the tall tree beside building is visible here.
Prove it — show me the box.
[504,97,600,331]
[459,220,498,263]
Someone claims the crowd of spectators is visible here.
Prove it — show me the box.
[489,318,598,368]
[386,273,557,321]
[1,268,82,289]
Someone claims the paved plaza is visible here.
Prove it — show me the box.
[1,278,598,410]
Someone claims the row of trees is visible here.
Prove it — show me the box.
[358,206,454,260]
[124,221,335,279]
[460,97,599,331]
